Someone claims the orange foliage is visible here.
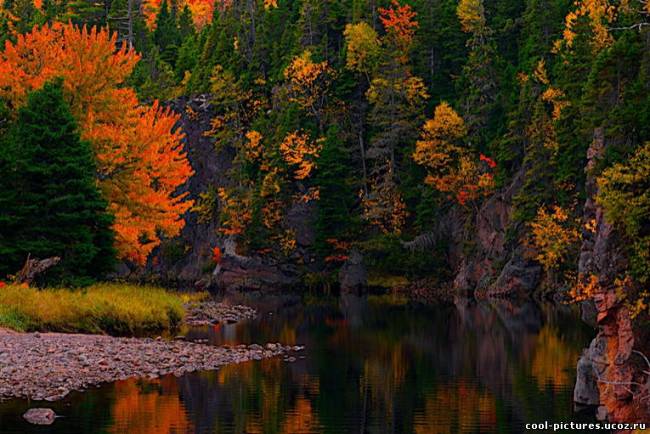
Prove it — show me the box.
[143,0,216,29]
[212,246,222,264]
[279,131,323,180]
[283,50,332,114]
[555,0,616,52]
[0,23,194,264]
[570,273,601,302]
[413,103,495,206]
[217,187,252,236]
[263,0,278,10]
[529,206,580,271]
[379,0,418,52]
[244,130,264,163]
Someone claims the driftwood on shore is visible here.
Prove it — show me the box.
[11,255,60,285]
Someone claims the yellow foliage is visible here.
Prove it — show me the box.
[343,22,381,74]
[261,168,282,198]
[457,0,486,33]
[263,0,278,10]
[366,75,429,107]
[529,206,580,271]
[362,169,408,234]
[283,50,332,112]
[541,87,570,120]
[413,102,494,205]
[217,187,253,236]
[413,102,467,170]
[277,230,297,256]
[533,59,550,85]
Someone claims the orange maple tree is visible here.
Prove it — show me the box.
[379,0,418,56]
[0,23,194,264]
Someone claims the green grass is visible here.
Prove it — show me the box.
[0,283,197,335]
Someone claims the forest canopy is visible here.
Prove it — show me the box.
[0,0,649,303]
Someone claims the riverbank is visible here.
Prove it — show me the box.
[0,283,192,334]
[0,330,300,402]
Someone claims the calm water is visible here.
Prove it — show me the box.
[0,294,596,434]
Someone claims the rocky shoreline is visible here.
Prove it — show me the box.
[0,330,300,402]
[184,301,257,326]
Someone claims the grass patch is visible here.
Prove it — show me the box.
[367,273,409,288]
[0,283,196,335]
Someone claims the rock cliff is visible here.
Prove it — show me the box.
[573,129,649,424]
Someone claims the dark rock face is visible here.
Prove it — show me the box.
[574,339,602,406]
[124,95,314,291]
[572,129,645,423]
[447,170,542,297]
[490,247,542,297]
[136,95,232,287]
[339,249,367,294]
[23,408,56,425]
[214,254,300,291]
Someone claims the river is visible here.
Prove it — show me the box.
[0,293,596,433]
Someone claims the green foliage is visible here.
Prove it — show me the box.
[5,0,650,292]
[360,234,445,280]
[598,142,650,283]
[314,126,357,257]
[0,80,115,285]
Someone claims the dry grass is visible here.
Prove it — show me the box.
[0,283,200,334]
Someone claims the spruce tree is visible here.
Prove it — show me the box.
[153,0,181,66]
[314,126,356,257]
[0,79,115,285]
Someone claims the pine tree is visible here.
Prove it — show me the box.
[65,0,110,28]
[153,0,181,66]
[177,4,194,40]
[314,126,356,256]
[0,80,115,285]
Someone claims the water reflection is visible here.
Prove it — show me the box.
[0,295,593,434]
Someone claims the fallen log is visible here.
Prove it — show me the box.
[12,254,61,285]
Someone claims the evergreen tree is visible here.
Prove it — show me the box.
[65,0,110,28]
[314,126,356,256]
[0,79,115,284]
[177,4,194,40]
[153,0,181,66]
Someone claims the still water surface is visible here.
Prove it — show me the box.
[0,294,595,433]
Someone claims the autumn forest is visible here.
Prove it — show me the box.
[1,0,650,432]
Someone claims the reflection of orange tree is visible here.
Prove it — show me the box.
[108,377,192,434]
[414,380,497,434]
[280,397,321,434]
[530,325,581,390]
[214,359,321,434]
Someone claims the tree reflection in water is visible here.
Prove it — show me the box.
[0,294,594,434]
